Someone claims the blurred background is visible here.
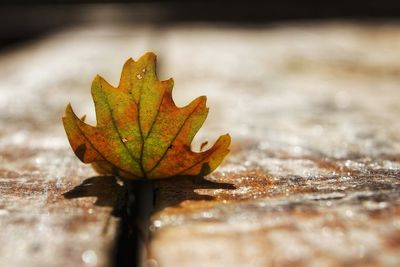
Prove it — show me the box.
[2,0,400,143]
[2,1,400,50]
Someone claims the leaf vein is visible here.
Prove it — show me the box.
[98,82,141,170]
[135,76,147,178]
[174,153,211,176]
[74,118,136,175]
[144,97,161,140]
[147,100,203,175]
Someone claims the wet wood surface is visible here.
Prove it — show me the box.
[1,22,400,266]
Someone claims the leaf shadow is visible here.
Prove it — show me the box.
[62,174,236,216]
[63,176,126,217]
[154,175,236,212]
[62,174,236,266]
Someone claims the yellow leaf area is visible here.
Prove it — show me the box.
[63,52,231,180]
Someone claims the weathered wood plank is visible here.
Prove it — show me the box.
[0,26,155,267]
[149,23,400,267]
[2,22,400,267]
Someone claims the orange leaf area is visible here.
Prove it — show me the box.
[63,52,231,179]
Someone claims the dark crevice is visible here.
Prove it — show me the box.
[63,176,152,267]
[113,180,155,267]
[63,175,235,267]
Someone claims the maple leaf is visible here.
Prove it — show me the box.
[63,52,231,179]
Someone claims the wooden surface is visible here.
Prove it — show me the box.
[1,21,400,266]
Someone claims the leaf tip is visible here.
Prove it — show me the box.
[93,74,102,82]
[63,103,73,118]
[143,51,157,60]
[219,133,232,150]
[162,78,174,92]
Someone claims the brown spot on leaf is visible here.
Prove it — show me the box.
[74,144,86,160]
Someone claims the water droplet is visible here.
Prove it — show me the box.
[136,74,143,80]
[82,250,98,266]
[79,233,90,240]
[142,68,146,73]
[149,220,162,231]
[153,220,162,227]
[35,157,45,164]
[345,209,354,218]
[122,138,128,143]
[0,209,9,216]
[202,211,213,218]
[378,202,388,209]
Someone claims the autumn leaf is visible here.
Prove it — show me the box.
[63,52,231,180]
